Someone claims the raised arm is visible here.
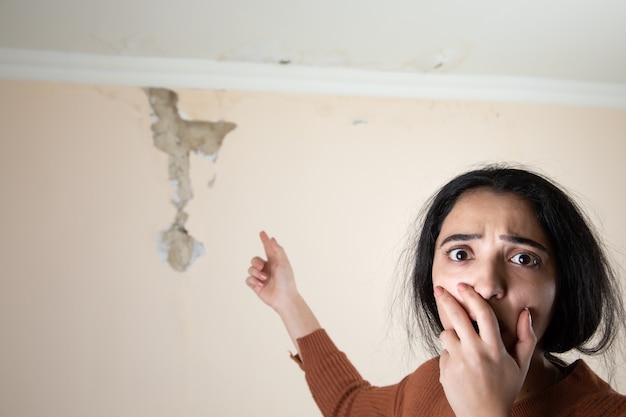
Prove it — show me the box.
[245,232,398,417]
[246,231,321,354]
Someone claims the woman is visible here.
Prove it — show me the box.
[245,166,626,417]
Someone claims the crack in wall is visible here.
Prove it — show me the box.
[146,88,236,272]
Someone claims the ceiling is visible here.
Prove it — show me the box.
[1,0,626,104]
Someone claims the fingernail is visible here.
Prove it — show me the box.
[434,286,444,297]
[526,308,533,327]
[458,283,469,291]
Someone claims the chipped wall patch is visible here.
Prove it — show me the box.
[157,226,205,273]
[146,88,236,272]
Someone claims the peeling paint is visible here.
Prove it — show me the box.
[146,88,236,271]
[406,41,473,73]
[220,40,293,65]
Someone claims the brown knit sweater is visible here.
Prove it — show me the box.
[292,329,626,417]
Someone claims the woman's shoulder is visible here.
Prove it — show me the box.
[563,360,626,415]
[513,359,626,417]
[564,359,624,395]
[402,357,442,387]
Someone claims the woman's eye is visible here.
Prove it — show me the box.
[447,248,471,261]
[510,253,540,267]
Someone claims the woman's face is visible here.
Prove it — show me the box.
[432,189,557,353]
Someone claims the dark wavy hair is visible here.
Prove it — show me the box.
[408,165,624,356]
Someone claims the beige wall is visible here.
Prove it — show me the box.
[0,80,625,417]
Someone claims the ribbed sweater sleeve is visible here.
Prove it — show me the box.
[292,329,397,417]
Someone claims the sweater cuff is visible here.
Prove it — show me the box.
[289,328,336,370]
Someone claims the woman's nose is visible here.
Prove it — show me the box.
[466,258,506,300]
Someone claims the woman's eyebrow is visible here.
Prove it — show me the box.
[439,234,549,255]
[439,233,481,247]
[499,235,550,254]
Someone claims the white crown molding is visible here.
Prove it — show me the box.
[1,47,626,108]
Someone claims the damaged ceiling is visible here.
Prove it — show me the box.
[0,0,626,102]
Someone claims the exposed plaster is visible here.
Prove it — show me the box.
[146,87,236,272]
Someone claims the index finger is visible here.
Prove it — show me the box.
[259,231,287,262]
[457,283,501,346]
[260,231,277,255]
[435,286,480,343]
